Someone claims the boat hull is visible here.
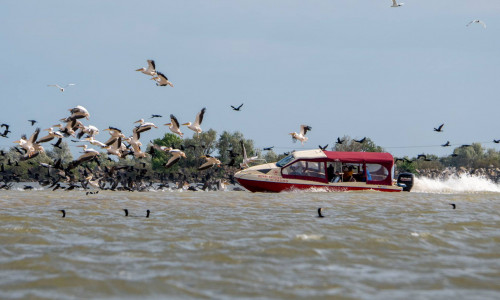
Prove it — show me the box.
[236,177,402,193]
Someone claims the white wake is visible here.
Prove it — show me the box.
[412,174,500,194]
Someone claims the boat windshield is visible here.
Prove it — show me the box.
[276,155,294,167]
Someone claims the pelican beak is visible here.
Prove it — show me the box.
[103,128,110,131]
[13,140,19,144]
[164,123,171,126]
[182,123,190,126]
[135,68,143,71]
[134,120,141,123]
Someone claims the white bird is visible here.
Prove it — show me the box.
[165,114,183,137]
[134,119,158,134]
[103,127,125,147]
[289,125,312,145]
[37,128,64,143]
[136,60,157,76]
[182,108,206,137]
[152,72,174,87]
[391,0,403,7]
[164,148,187,169]
[84,136,107,148]
[69,105,90,120]
[240,140,262,169]
[125,127,146,158]
[68,145,100,169]
[76,124,99,139]
[13,128,40,158]
[47,83,75,92]
[467,20,487,28]
[198,155,221,171]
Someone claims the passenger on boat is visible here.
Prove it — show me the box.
[327,164,335,181]
[343,166,355,182]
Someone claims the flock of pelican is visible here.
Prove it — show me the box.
[11,98,220,173]
[136,60,174,87]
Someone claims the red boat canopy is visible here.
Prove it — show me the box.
[323,151,394,167]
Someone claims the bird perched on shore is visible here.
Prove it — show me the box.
[136,60,157,76]
[390,0,403,7]
[434,124,444,132]
[290,125,312,145]
[231,103,244,111]
[152,72,174,87]
[467,20,486,28]
[183,108,206,137]
[165,114,183,137]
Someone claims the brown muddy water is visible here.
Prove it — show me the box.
[1,185,500,299]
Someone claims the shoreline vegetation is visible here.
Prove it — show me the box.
[1,132,499,191]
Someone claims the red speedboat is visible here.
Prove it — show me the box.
[234,149,413,192]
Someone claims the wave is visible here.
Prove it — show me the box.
[412,174,500,194]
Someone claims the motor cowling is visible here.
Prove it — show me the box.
[397,172,414,192]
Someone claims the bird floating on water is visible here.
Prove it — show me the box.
[467,20,486,28]
[48,84,75,92]
[317,208,325,218]
[59,209,66,218]
[449,203,456,209]
[123,209,150,218]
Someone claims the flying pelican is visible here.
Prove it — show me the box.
[152,72,174,87]
[240,140,262,169]
[69,105,90,120]
[48,83,75,92]
[67,145,100,169]
[103,127,125,147]
[198,155,221,171]
[182,108,206,137]
[165,114,183,137]
[125,127,146,158]
[164,148,187,169]
[136,60,157,76]
[85,136,107,148]
[467,20,487,28]
[76,124,99,139]
[13,128,40,157]
[37,128,64,143]
[134,119,158,134]
[391,0,403,7]
[289,125,312,145]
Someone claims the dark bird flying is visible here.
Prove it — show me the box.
[231,103,244,111]
[434,123,444,132]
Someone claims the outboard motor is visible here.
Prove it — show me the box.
[397,172,414,192]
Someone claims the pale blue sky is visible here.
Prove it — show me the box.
[1,1,499,158]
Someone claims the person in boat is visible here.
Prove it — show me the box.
[343,166,355,182]
[327,164,335,182]
[357,168,372,182]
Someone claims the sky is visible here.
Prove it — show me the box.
[1,0,499,159]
